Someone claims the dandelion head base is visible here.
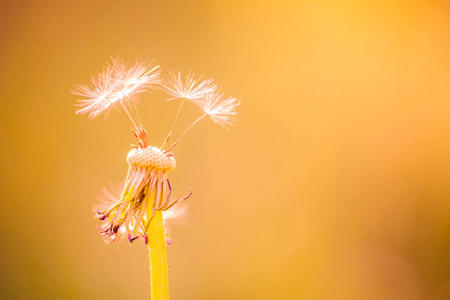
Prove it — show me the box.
[127,146,176,171]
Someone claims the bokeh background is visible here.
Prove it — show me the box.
[1,0,450,299]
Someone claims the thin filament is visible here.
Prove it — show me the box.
[132,96,143,127]
[127,98,141,126]
[161,98,186,149]
[121,103,138,129]
[165,113,207,152]
[125,98,141,128]
[113,105,133,130]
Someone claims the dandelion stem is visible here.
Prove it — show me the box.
[161,98,186,149]
[165,113,207,152]
[147,197,169,300]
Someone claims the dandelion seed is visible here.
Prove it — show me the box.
[111,57,162,100]
[197,89,241,128]
[163,90,240,153]
[158,70,217,148]
[71,65,122,119]
[160,69,217,102]
[71,57,161,124]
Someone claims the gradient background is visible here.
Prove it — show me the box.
[1,1,450,299]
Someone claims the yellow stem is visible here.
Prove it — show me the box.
[148,207,169,300]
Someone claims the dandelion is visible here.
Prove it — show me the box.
[73,58,240,300]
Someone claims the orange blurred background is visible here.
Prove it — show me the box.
[1,0,450,299]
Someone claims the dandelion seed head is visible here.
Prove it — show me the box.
[127,146,176,171]
[95,143,190,245]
